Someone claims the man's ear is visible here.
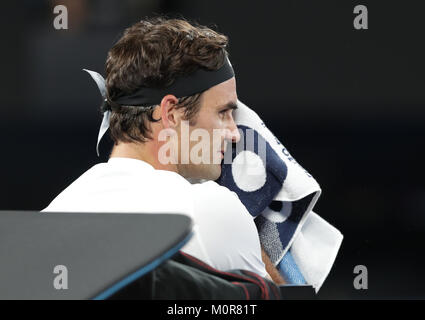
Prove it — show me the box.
[160,94,181,129]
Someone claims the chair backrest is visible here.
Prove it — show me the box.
[0,210,192,299]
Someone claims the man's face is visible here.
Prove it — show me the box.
[175,77,240,180]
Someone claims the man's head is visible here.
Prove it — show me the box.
[105,17,240,180]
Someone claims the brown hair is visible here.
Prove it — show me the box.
[104,17,229,144]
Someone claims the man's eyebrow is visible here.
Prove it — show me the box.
[218,101,238,111]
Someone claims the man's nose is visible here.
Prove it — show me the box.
[225,117,241,143]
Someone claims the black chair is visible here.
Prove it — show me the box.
[0,210,315,299]
[0,210,192,299]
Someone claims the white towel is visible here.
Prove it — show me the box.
[216,100,343,292]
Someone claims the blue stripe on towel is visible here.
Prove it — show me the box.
[278,251,306,284]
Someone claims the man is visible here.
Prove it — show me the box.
[43,17,284,284]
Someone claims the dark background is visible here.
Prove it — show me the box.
[1,0,424,299]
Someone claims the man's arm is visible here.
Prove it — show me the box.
[261,247,286,285]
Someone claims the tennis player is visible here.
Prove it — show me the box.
[43,17,284,284]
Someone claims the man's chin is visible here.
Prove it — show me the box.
[197,164,222,181]
[210,164,222,181]
[177,163,222,181]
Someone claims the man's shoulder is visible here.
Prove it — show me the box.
[53,162,105,192]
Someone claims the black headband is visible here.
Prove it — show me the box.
[108,57,235,108]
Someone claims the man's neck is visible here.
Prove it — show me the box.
[109,142,178,172]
